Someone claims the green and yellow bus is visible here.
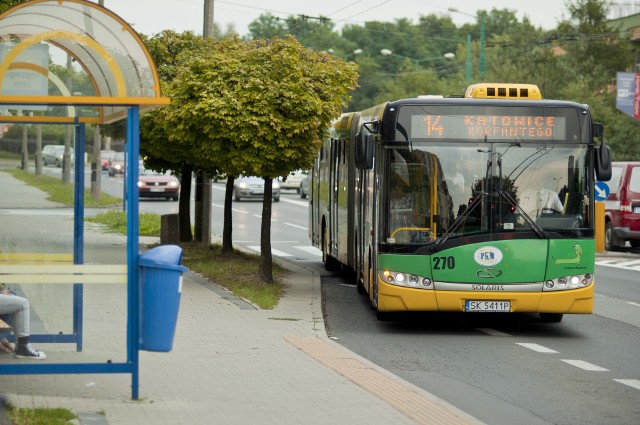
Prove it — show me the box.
[309,83,612,321]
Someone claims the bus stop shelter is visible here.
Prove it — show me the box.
[0,0,170,399]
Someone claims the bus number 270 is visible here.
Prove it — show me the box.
[433,256,455,270]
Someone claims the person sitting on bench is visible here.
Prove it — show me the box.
[0,283,46,359]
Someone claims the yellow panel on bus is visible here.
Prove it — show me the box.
[465,83,542,100]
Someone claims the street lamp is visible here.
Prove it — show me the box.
[380,49,455,70]
[448,7,485,82]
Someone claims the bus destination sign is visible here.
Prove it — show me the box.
[411,114,567,141]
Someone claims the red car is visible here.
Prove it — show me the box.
[604,161,640,250]
[99,150,115,171]
[137,166,180,201]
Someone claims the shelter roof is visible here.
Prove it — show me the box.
[0,0,169,124]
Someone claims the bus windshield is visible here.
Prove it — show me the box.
[383,141,591,249]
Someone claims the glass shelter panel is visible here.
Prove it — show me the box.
[0,162,128,364]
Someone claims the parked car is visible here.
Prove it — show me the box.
[99,149,115,171]
[108,152,125,176]
[137,166,180,201]
[233,176,280,202]
[300,175,309,199]
[278,170,308,193]
[42,145,73,167]
[604,161,640,250]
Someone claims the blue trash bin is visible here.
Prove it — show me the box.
[139,245,187,352]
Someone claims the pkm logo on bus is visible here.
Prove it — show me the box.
[473,246,504,267]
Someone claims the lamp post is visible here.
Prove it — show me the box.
[380,49,455,70]
[448,7,485,82]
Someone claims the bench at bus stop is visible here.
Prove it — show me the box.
[0,253,127,343]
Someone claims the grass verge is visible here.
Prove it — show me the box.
[5,168,120,207]
[181,242,284,309]
[7,404,76,424]
[87,209,162,237]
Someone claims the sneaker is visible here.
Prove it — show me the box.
[14,343,46,360]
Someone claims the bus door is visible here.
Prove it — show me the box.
[330,138,340,257]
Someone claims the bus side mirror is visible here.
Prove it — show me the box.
[355,132,374,170]
[595,142,612,182]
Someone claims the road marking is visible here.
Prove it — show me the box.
[560,359,609,371]
[211,202,249,214]
[516,343,558,353]
[285,222,307,230]
[247,246,292,257]
[252,214,275,221]
[627,301,640,307]
[616,260,640,267]
[613,379,640,390]
[596,260,640,271]
[280,198,308,207]
[476,328,512,337]
[295,246,322,256]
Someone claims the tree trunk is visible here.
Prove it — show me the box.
[179,164,193,242]
[222,175,235,254]
[258,177,273,283]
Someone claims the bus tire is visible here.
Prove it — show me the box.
[540,313,563,323]
[322,225,340,272]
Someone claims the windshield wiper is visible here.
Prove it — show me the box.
[434,192,484,249]
[500,191,549,239]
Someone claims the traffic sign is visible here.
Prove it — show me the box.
[595,181,610,201]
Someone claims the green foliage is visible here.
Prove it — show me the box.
[168,35,359,179]
[0,0,25,14]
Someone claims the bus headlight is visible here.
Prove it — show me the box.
[379,270,433,290]
[542,274,594,291]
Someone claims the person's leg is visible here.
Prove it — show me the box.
[0,294,46,359]
[0,294,30,337]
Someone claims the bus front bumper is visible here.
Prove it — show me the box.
[377,279,594,314]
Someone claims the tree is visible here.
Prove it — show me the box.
[139,31,214,243]
[169,35,358,282]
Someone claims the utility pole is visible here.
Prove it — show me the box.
[195,0,214,244]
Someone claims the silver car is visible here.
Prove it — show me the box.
[42,145,73,167]
[300,175,309,199]
[278,169,308,193]
[233,176,280,202]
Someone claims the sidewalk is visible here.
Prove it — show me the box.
[0,168,482,425]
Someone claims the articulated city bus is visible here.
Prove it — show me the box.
[309,83,612,321]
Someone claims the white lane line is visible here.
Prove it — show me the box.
[280,198,309,207]
[285,222,307,230]
[613,379,640,390]
[211,202,249,214]
[295,246,322,256]
[247,246,292,257]
[595,260,617,265]
[561,359,609,371]
[252,214,275,221]
[516,343,558,353]
[616,260,640,267]
[476,328,512,337]
[627,301,640,307]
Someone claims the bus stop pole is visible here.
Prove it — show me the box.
[126,106,141,399]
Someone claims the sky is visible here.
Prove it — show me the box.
[99,0,588,38]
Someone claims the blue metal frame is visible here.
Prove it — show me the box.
[0,106,142,399]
